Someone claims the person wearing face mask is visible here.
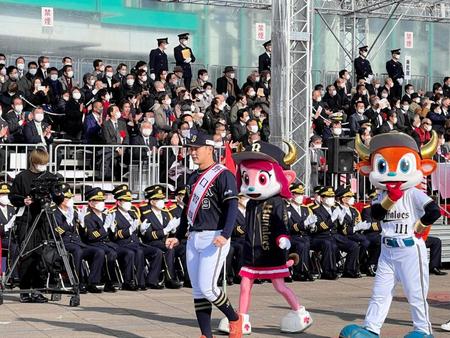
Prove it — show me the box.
[411,118,432,147]
[287,183,317,281]
[4,96,26,143]
[349,101,368,136]
[377,110,398,134]
[191,69,210,91]
[427,103,446,134]
[139,185,183,289]
[36,55,50,80]
[323,118,345,142]
[386,49,404,99]
[45,68,63,103]
[323,84,344,112]
[57,56,73,77]
[83,187,133,293]
[114,63,128,85]
[149,37,169,82]
[311,186,360,279]
[15,56,26,79]
[153,93,173,129]
[354,46,373,82]
[338,69,352,98]
[231,108,250,142]
[109,185,164,291]
[3,64,30,96]
[402,84,414,103]
[241,71,260,93]
[131,121,157,161]
[9,148,56,302]
[258,40,271,73]
[216,66,241,104]
[23,106,53,145]
[202,96,227,134]
[52,183,104,294]
[62,87,85,140]
[82,100,104,144]
[174,33,196,89]
[101,65,118,101]
[335,186,371,278]
[59,64,78,92]
[230,94,248,124]
[92,59,105,80]
[25,61,38,84]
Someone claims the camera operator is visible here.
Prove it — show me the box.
[9,148,54,303]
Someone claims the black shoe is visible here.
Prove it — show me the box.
[20,293,32,303]
[233,276,242,284]
[183,279,192,288]
[321,273,338,280]
[122,281,138,291]
[342,272,362,279]
[165,279,183,289]
[31,293,49,303]
[226,276,235,286]
[367,265,377,277]
[146,282,165,290]
[138,285,148,291]
[103,283,117,293]
[87,284,102,293]
[79,284,87,294]
[431,267,448,276]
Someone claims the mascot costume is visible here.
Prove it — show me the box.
[219,141,313,335]
[340,131,441,338]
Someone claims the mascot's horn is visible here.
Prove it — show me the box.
[355,134,370,161]
[283,140,298,166]
[420,130,439,159]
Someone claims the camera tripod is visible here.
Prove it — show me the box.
[0,205,80,307]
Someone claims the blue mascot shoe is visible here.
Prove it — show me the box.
[404,331,433,338]
[340,324,379,338]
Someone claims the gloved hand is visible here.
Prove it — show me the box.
[4,215,16,232]
[386,182,403,202]
[288,211,292,219]
[184,57,191,63]
[354,221,371,232]
[397,78,404,85]
[104,213,115,231]
[278,237,291,250]
[140,219,150,235]
[150,73,156,81]
[163,218,180,235]
[367,74,373,82]
[338,208,345,224]
[304,214,317,227]
[129,219,139,233]
[331,208,341,222]
[77,208,86,228]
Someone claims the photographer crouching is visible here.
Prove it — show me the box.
[8,148,55,303]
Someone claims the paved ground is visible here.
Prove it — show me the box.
[1,274,450,338]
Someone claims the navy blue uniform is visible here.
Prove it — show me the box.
[386,59,404,99]
[139,203,184,282]
[287,203,312,276]
[174,44,196,89]
[149,48,168,78]
[311,204,360,277]
[84,209,134,284]
[339,205,370,253]
[354,56,373,81]
[226,209,246,280]
[361,205,381,266]
[53,207,104,285]
[258,52,271,73]
[112,206,163,286]
[0,205,19,280]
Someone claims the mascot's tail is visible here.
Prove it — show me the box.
[287,253,300,267]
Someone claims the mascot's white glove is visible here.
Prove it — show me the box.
[304,214,317,227]
[278,237,291,250]
[331,208,341,222]
[104,213,115,231]
[164,218,180,235]
[354,221,371,232]
[140,219,150,235]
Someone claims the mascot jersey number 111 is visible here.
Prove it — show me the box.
[340,131,441,338]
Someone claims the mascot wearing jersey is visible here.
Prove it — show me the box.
[340,131,440,338]
[219,141,313,335]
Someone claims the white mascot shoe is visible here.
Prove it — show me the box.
[280,307,313,333]
[218,314,252,335]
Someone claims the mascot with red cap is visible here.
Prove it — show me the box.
[219,141,313,335]
[340,131,440,338]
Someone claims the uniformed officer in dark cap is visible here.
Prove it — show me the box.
[361,190,381,276]
[354,46,374,82]
[139,184,183,289]
[109,184,164,290]
[287,183,316,281]
[0,183,19,284]
[83,187,134,292]
[52,183,104,293]
[310,186,360,279]
[307,185,323,208]
[171,185,187,219]
[258,40,271,73]
[149,37,169,82]
[174,33,196,89]
[386,48,404,99]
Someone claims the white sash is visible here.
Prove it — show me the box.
[187,163,226,227]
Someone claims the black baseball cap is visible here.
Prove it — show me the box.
[184,132,216,148]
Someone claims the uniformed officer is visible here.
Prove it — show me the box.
[361,190,381,276]
[139,184,183,289]
[149,37,169,82]
[386,48,404,99]
[109,185,164,290]
[0,183,19,284]
[287,183,316,281]
[307,186,323,208]
[174,33,196,89]
[83,187,134,292]
[354,45,374,82]
[310,187,360,279]
[258,40,271,73]
[52,183,104,293]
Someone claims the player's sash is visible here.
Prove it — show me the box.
[187,163,226,227]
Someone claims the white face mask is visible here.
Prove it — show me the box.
[50,74,58,81]
[73,92,81,100]
[66,198,74,209]
[229,73,236,79]
[255,76,260,82]
[119,69,127,76]
[142,128,152,137]
[249,90,256,97]
[392,117,398,124]
[181,130,190,138]
[0,195,10,205]
[347,197,355,206]
[332,128,342,136]
[402,105,409,111]
[14,105,23,113]
[250,125,258,133]
[115,111,122,120]
[34,113,44,122]
[331,90,337,96]
[67,71,74,78]
[381,93,388,98]
[266,76,271,81]
[375,84,380,89]
[17,63,25,71]
[29,69,37,76]
[165,98,172,106]
[323,197,335,207]
[148,117,155,125]
[205,89,212,95]
[120,201,132,212]
[105,94,111,101]
[93,201,105,212]
[35,164,47,172]
[154,200,165,210]
[44,62,50,69]
[220,131,227,138]
[126,79,135,86]
[106,72,113,78]
[89,79,95,86]
[219,102,226,110]
[357,108,365,114]
[424,125,432,132]
[294,195,304,204]
[202,75,209,81]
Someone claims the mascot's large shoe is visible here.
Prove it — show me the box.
[280,306,313,333]
[218,314,252,335]
[404,331,434,338]
[339,324,379,337]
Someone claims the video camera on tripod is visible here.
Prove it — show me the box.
[29,174,63,208]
